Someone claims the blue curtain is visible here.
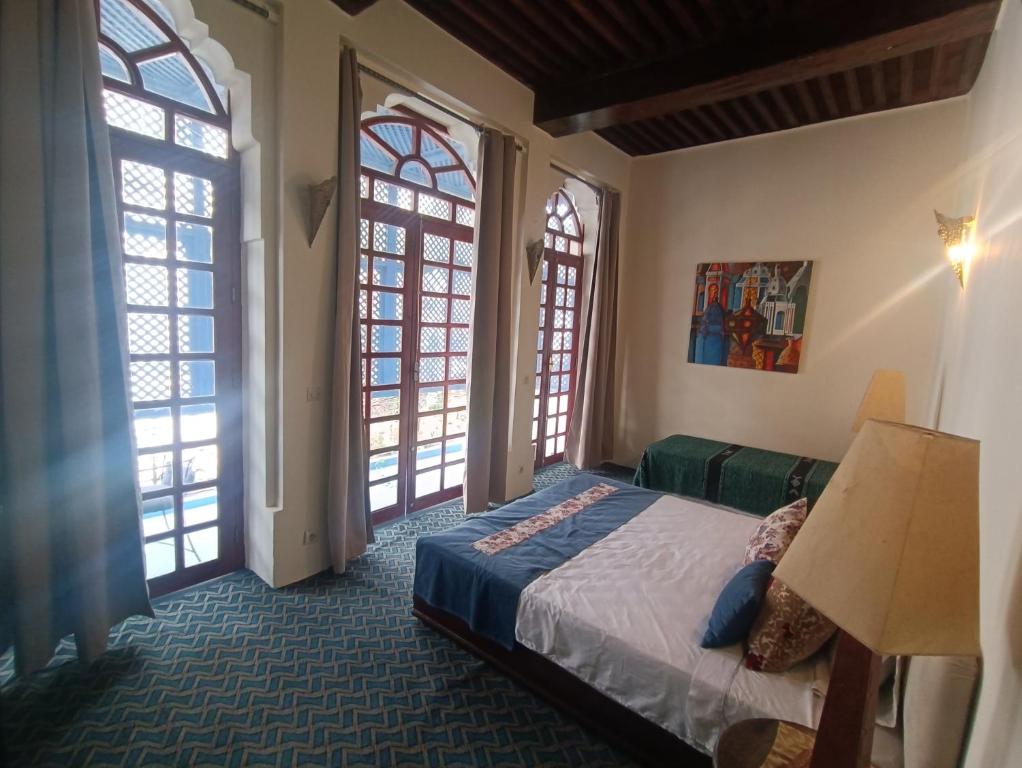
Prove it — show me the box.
[0,0,153,676]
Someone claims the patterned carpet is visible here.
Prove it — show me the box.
[1,463,641,767]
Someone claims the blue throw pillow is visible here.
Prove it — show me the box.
[701,560,776,648]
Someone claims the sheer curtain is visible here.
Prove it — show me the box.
[326,48,373,570]
[566,190,621,469]
[463,129,518,513]
[0,0,153,676]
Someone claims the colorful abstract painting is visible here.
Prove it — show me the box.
[687,261,813,374]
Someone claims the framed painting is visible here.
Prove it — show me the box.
[687,261,813,374]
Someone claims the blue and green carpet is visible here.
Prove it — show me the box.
[1,463,640,767]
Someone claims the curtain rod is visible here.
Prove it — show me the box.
[550,163,607,197]
[357,63,524,151]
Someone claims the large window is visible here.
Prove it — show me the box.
[358,113,476,524]
[97,0,242,595]
[533,189,583,466]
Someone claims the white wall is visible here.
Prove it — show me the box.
[936,3,1022,765]
[616,101,968,466]
[272,0,630,586]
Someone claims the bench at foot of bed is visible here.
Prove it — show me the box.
[413,595,712,768]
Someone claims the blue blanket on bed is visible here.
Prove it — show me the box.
[413,473,662,649]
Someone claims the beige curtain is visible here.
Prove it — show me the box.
[566,190,620,469]
[463,130,517,513]
[326,48,373,571]
[0,0,153,676]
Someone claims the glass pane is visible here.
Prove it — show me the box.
[361,133,398,175]
[400,160,431,187]
[444,462,465,489]
[123,212,167,259]
[418,193,451,220]
[138,53,214,113]
[134,406,172,449]
[138,450,173,492]
[99,45,131,83]
[104,89,164,139]
[122,160,166,210]
[369,122,415,155]
[559,394,569,413]
[423,234,450,263]
[369,419,399,450]
[418,356,445,383]
[141,495,174,537]
[448,327,468,353]
[567,266,577,286]
[183,488,218,528]
[182,443,218,485]
[126,263,169,306]
[415,469,441,498]
[556,435,566,453]
[451,298,471,324]
[417,386,444,413]
[370,480,398,511]
[455,205,474,227]
[417,414,444,443]
[128,312,169,354]
[420,327,446,353]
[448,356,467,380]
[177,268,213,308]
[174,173,214,217]
[421,297,447,323]
[444,437,465,465]
[453,241,473,267]
[179,360,214,398]
[372,257,404,288]
[130,360,171,401]
[451,270,472,296]
[373,222,406,254]
[416,441,442,471]
[446,383,467,409]
[370,325,401,353]
[100,0,169,53]
[436,171,474,201]
[369,450,398,481]
[370,389,400,418]
[373,179,413,210]
[183,526,219,567]
[445,409,467,437]
[176,221,213,263]
[422,266,449,294]
[175,114,229,158]
[144,538,176,579]
[369,357,400,386]
[181,402,216,442]
[545,438,555,457]
[558,414,568,434]
[178,315,214,353]
[371,291,403,321]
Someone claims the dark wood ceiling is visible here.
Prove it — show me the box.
[393,0,999,156]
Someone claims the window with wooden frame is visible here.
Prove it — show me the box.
[96,0,243,596]
[533,189,584,466]
[358,113,476,524]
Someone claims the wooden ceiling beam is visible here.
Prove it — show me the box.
[534,0,999,135]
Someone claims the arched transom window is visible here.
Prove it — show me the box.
[357,113,477,523]
[97,0,242,596]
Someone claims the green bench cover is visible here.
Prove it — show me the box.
[634,434,838,517]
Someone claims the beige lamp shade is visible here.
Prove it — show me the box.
[773,420,979,656]
[852,369,906,432]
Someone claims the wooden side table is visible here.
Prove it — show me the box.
[714,719,879,768]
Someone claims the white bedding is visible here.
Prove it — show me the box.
[514,493,828,756]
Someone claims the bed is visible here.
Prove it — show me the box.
[413,473,849,766]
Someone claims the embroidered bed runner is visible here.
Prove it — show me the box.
[472,483,619,555]
[414,473,661,649]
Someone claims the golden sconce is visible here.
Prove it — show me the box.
[934,210,976,288]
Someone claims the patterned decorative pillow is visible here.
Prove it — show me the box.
[743,497,809,565]
[745,579,836,673]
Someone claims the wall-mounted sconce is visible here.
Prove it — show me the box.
[307,176,337,246]
[934,210,976,288]
[525,238,545,284]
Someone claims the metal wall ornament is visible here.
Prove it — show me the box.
[526,238,545,283]
[934,210,976,288]
[308,176,338,246]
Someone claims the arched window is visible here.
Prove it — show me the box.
[97,0,242,595]
[358,113,476,523]
[533,189,583,466]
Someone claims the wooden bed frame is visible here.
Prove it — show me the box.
[413,596,713,768]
